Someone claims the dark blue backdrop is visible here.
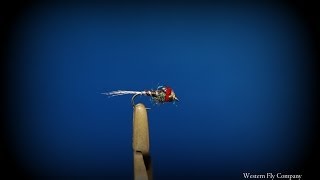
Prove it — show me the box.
[5,1,315,179]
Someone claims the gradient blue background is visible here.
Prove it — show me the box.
[5,1,315,179]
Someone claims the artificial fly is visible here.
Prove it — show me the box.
[102,85,179,106]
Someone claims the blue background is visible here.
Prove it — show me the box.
[5,1,315,179]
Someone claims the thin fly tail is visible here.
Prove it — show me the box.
[101,90,143,97]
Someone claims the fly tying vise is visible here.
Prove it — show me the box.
[102,86,179,107]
